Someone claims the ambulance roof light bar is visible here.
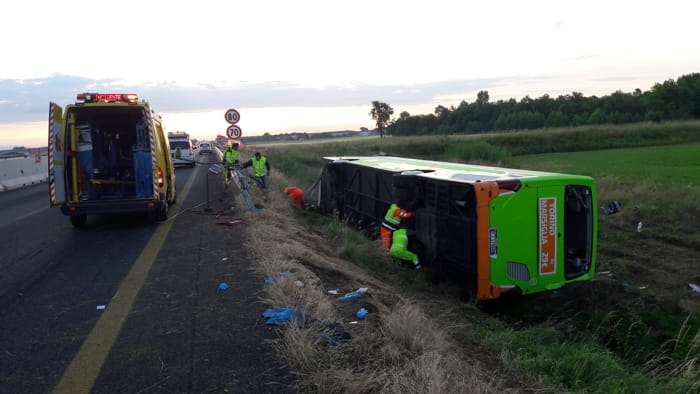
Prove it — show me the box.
[75,93,139,103]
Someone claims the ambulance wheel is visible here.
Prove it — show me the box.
[155,201,168,222]
[70,215,87,227]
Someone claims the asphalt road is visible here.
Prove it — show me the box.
[0,153,296,393]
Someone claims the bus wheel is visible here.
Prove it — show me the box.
[70,215,87,227]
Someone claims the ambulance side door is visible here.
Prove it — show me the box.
[48,102,66,205]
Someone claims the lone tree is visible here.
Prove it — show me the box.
[370,101,394,138]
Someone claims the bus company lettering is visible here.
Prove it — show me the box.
[539,197,557,275]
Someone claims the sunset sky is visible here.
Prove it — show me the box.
[1,0,697,147]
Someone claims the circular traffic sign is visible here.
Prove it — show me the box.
[226,124,243,140]
[224,108,241,124]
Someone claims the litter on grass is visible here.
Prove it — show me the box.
[356,308,368,319]
[338,293,363,301]
[215,220,245,227]
[600,200,622,215]
[338,287,369,301]
[261,308,352,345]
[264,271,294,284]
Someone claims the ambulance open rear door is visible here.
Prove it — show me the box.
[48,102,66,206]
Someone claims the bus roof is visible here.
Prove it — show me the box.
[323,155,593,183]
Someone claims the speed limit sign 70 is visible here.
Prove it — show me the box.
[225,108,241,124]
[226,124,242,140]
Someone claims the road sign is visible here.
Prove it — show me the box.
[225,108,241,124]
[226,124,242,140]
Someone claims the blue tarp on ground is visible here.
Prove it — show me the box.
[261,308,352,345]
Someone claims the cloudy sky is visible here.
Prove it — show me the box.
[1,0,697,147]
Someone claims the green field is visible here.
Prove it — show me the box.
[512,143,700,188]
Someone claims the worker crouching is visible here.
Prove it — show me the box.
[390,227,421,269]
[284,186,305,208]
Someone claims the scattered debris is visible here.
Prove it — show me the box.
[262,308,299,325]
[327,289,339,295]
[215,220,245,227]
[294,280,304,287]
[356,308,368,319]
[690,283,700,294]
[637,221,643,232]
[600,200,622,215]
[221,257,228,261]
[96,305,106,310]
[338,287,368,301]
[339,292,363,301]
[264,272,293,284]
[218,283,229,291]
[261,308,352,345]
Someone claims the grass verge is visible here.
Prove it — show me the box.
[238,121,700,393]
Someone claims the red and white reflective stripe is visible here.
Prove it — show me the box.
[145,105,159,198]
[48,102,56,204]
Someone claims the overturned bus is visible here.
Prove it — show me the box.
[308,155,597,301]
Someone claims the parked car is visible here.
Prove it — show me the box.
[198,142,213,154]
[168,132,195,167]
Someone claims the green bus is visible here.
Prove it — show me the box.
[312,155,597,300]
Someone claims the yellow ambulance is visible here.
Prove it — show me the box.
[48,93,176,227]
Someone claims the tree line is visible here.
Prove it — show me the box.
[370,72,700,137]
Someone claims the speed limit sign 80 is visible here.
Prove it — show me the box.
[226,124,242,140]
[225,108,241,124]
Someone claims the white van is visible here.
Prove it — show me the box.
[168,132,195,167]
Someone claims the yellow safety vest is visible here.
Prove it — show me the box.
[252,156,267,176]
[224,148,237,164]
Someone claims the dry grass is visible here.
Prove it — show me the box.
[225,169,537,393]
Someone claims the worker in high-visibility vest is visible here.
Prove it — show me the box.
[390,227,421,269]
[222,142,239,184]
[380,203,413,252]
[242,151,270,189]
